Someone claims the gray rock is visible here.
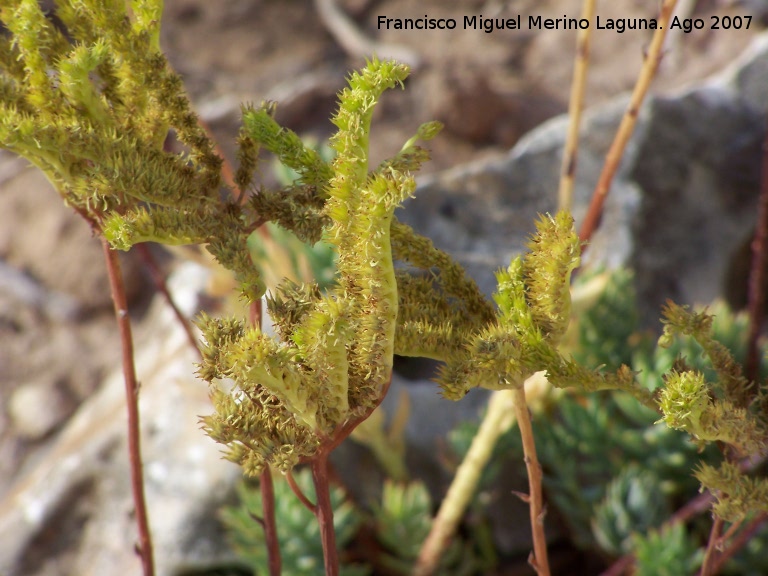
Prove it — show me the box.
[627,86,763,321]
[400,94,646,300]
[402,34,768,325]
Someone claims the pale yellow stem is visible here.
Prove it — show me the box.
[558,0,596,212]
[413,388,515,576]
[414,372,551,576]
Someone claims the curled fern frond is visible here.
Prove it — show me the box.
[522,211,581,343]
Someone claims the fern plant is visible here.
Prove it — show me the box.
[3,2,768,576]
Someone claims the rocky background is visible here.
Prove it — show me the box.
[2,0,768,574]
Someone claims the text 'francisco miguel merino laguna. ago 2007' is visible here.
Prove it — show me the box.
[376,14,722,34]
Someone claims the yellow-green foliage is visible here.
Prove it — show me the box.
[657,302,768,521]
[7,7,759,518]
[659,370,764,455]
[657,303,767,458]
[0,4,651,473]
[199,60,443,475]
[695,461,768,522]
[7,8,768,572]
[0,0,264,301]
[196,61,650,475]
[436,213,649,405]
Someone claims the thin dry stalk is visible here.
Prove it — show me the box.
[513,386,550,576]
[558,0,596,212]
[663,0,697,70]
[102,239,155,576]
[313,0,420,67]
[413,389,517,576]
[579,0,679,244]
[259,467,282,576]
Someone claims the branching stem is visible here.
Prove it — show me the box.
[513,386,550,576]
[579,0,678,245]
[602,456,768,576]
[700,515,725,576]
[102,239,155,576]
[248,283,282,573]
[287,469,317,512]
[710,513,768,575]
[601,490,716,576]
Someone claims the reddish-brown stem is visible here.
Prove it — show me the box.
[599,554,634,576]
[287,469,317,512]
[260,468,282,576]
[601,455,768,576]
[745,118,768,383]
[579,0,678,245]
[102,239,155,576]
[249,299,262,330]
[667,490,716,525]
[135,243,202,359]
[288,377,394,575]
[601,491,715,575]
[311,453,339,576]
[700,516,725,576]
[719,519,744,547]
[513,387,550,576]
[710,513,768,575]
[296,375,393,468]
